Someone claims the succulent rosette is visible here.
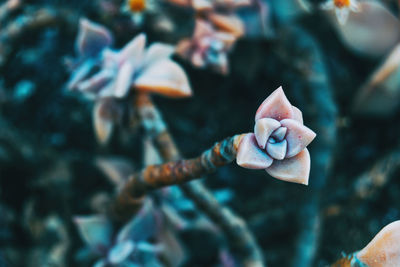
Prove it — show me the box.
[236,87,316,185]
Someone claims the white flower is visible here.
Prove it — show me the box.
[321,0,359,25]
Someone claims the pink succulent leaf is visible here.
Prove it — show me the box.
[291,105,303,123]
[116,198,158,243]
[118,33,146,66]
[266,148,311,185]
[280,119,316,158]
[255,86,294,121]
[77,18,113,58]
[73,215,113,255]
[67,59,97,90]
[143,43,175,68]
[266,139,287,160]
[254,118,280,149]
[107,240,135,264]
[236,133,273,169]
[158,225,186,267]
[134,59,192,97]
[114,62,135,98]
[356,220,400,267]
[93,100,114,145]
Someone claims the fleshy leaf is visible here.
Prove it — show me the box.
[114,62,134,98]
[254,118,280,149]
[356,220,400,267]
[255,86,294,121]
[77,18,113,58]
[143,43,175,68]
[77,69,113,93]
[292,106,303,123]
[329,1,400,57]
[266,139,287,160]
[134,59,192,97]
[118,33,146,66]
[67,59,97,90]
[193,19,214,40]
[93,100,114,145]
[73,215,113,255]
[280,119,316,158]
[236,133,273,169]
[266,148,310,185]
[107,240,135,264]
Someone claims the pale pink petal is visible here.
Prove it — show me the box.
[320,0,334,10]
[255,86,294,121]
[73,215,113,254]
[236,133,273,169]
[118,33,146,66]
[134,59,192,97]
[271,127,287,142]
[292,106,303,123]
[77,18,113,58]
[143,43,175,68]
[266,140,287,160]
[114,62,134,98]
[356,220,400,267]
[192,51,205,67]
[93,100,114,145]
[254,118,280,149]
[266,148,310,185]
[280,119,316,158]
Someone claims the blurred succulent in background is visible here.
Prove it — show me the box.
[321,0,359,25]
[236,87,316,185]
[66,18,192,144]
[121,0,158,24]
[74,199,184,267]
[333,220,400,267]
[177,19,236,74]
[323,1,400,57]
[353,44,400,116]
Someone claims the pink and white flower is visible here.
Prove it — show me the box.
[321,0,359,25]
[236,87,316,185]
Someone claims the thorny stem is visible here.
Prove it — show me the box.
[127,92,265,267]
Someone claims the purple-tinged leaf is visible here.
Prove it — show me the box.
[271,126,287,142]
[266,148,310,185]
[114,62,134,98]
[291,106,303,123]
[77,18,113,58]
[255,86,294,121]
[280,119,316,158]
[93,100,114,145]
[118,33,146,66]
[236,133,273,169]
[143,43,175,68]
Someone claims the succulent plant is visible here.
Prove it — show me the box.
[236,87,316,185]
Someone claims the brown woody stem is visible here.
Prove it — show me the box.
[127,92,265,267]
[113,133,244,220]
